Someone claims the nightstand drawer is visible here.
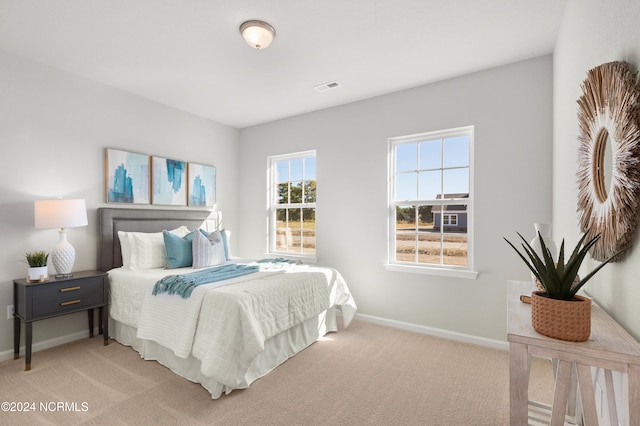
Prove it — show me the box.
[32,277,105,317]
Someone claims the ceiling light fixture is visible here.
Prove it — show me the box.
[240,20,275,50]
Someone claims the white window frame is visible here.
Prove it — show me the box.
[267,150,317,262]
[386,126,477,279]
[443,214,458,226]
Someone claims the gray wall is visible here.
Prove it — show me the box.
[0,49,557,355]
[239,56,554,342]
[553,0,640,340]
[0,51,240,356]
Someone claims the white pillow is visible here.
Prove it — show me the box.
[119,226,189,270]
[118,230,132,269]
[173,226,190,237]
[129,232,166,270]
[192,229,227,269]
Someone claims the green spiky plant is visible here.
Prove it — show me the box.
[504,232,624,300]
[24,251,49,267]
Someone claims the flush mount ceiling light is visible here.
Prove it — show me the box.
[240,20,275,50]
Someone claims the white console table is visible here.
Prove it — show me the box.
[507,281,640,425]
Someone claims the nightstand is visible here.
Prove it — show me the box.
[13,270,109,371]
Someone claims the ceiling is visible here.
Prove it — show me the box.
[0,0,567,128]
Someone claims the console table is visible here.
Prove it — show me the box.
[507,281,640,426]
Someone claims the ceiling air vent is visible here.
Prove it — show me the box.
[314,81,341,92]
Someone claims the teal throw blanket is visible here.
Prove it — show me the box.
[153,263,259,298]
[152,258,296,299]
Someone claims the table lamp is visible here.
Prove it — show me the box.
[34,199,88,278]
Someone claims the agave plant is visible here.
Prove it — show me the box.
[504,231,623,300]
[24,251,49,267]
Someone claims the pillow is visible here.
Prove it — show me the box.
[118,231,132,269]
[220,229,230,261]
[171,225,191,238]
[129,232,166,270]
[192,229,227,269]
[163,230,195,269]
[119,226,190,270]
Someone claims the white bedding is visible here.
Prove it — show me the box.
[135,268,288,359]
[108,261,356,396]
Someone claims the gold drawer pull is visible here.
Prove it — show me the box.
[60,299,81,306]
[60,286,81,292]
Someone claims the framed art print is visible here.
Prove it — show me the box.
[152,156,187,206]
[105,148,150,204]
[188,162,216,207]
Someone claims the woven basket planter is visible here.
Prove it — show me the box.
[530,291,592,342]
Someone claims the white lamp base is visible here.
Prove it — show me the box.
[51,229,76,278]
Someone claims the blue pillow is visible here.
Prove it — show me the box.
[163,230,195,269]
[220,229,230,261]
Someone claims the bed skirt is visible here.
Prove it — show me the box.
[109,307,338,399]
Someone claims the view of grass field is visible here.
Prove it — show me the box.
[274,219,468,265]
[396,221,468,266]
[275,220,316,254]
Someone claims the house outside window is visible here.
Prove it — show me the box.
[441,213,459,227]
[267,150,316,260]
[387,126,476,278]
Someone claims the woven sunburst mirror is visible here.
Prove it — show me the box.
[576,61,640,262]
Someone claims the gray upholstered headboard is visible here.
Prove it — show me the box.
[97,207,219,271]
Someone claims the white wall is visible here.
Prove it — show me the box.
[553,0,640,340]
[0,50,239,355]
[238,56,554,342]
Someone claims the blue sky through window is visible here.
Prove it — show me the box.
[276,156,316,183]
[395,136,470,201]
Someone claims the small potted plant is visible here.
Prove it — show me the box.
[504,231,624,341]
[25,250,49,282]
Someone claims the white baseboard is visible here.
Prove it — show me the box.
[355,313,509,351]
[2,315,508,363]
[0,329,96,363]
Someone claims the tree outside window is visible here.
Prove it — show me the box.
[269,151,316,258]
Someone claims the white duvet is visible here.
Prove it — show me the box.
[108,262,356,388]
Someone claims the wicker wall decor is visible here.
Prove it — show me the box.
[576,61,640,261]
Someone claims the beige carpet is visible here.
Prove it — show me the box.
[0,320,554,425]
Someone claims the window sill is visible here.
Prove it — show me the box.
[384,263,478,279]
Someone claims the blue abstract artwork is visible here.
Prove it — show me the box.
[106,149,150,204]
[188,163,216,207]
[152,156,187,205]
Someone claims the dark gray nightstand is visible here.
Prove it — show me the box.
[13,270,109,370]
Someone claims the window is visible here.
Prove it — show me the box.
[443,214,458,226]
[268,150,316,260]
[387,126,476,278]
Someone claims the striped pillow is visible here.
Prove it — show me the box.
[192,229,227,269]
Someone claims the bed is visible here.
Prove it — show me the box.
[97,207,356,399]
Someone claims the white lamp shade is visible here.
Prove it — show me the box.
[240,20,275,49]
[34,199,88,229]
